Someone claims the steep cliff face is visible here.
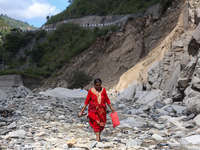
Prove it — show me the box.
[44,0,183,89]
[116,1,186,91]
[116,0,200,108]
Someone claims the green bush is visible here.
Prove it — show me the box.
[35,30,47,41]
[3,31,34,54]
[160,0,173,12]
[67,70,92,89]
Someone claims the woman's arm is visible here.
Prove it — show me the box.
[108,103,115,112]
[79,90,91,116]
[81,104,87,113]
[104,88,115,112]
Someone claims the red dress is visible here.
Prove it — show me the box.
[85,87,111,132]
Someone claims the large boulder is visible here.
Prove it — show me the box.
[194,114,200,126]
[115,82,142,104]
[40,87,88,99]
[181,135,200,146]
[163,64,180,95]
[135,90,163,107]
[120,116,147,128]
[147,62,160,85]
[193,23,200,43]
[186,97,200,115]
[171,104,187,114]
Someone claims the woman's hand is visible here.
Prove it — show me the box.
[108,104,115,112]
[78,104,87,117]
[111,107,115,112]
[78,111,83,117]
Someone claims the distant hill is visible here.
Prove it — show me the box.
[0,16,8,28]
[0,14,37,42]
[0,14,37,30]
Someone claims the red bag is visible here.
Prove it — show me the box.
[110,111,120,127]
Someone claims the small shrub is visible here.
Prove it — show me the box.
[67,70,92,89]
[160,0,173,12]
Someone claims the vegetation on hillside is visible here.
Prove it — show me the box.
[0,0,174,88]
[0,16,10,42]
[0,14,37,43]
[47,0,173,24]
[0,14,37,30]
[67,70,92,89]
[0,24,116,79]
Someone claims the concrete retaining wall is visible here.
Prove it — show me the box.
[0,75,23,88]
[42,3,160,30]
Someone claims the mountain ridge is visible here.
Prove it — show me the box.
[0,14,37,30]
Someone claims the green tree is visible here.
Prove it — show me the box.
[46,15,50,21]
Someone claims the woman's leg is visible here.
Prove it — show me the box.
[95,131,100,141]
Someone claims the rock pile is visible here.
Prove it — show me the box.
[2,1,200,150]
[0,85,200,150]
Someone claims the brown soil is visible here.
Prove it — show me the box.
[43,0,185,91]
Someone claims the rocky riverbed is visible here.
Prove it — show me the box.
[0,86,200,150]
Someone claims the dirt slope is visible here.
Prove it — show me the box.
[44,0,184,90]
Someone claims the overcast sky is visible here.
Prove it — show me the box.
[0,0,69,28]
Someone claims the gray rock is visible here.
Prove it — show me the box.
[68,148,85,150]
[149,145,157,149]
[186,98,200,115]
[150,114,161,122]
[167,138,180,147]
[120,116,147,128]
[184,122,195,128]
[155,109,169,116]
[131,109,144,115]
[192,81,200,90]
[172,131,184,138]
[181,114,195,121]
[0,90,7,100]
[7,122,17,129]
[96,142,114,148]
[165,106,175,113]
[182,135,200,145]
[40,87,88,99]
[89,141,98,149]
[153,123,165,130]
[163,64,181,96]
[116,82,142,104]
[126,139,142,147]
[7,130,26,138]
[185,89,200,100]
[153,101,166,109]
[148,62,160,85]
[178,77,190,89]
[152,134,164,141]
[172,88,183,101]
[135,90,163,107]
[125,110,132,114]
[194,114,200,126]
[193,23,200,43]
[171,105,186,114]
[58,115,65,120]
[163,98,173,105]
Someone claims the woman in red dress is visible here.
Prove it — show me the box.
[79,78,115,141]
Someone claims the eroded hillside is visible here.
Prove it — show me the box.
[45,0,184,90]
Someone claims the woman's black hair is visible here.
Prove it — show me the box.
[94,78,102,85]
